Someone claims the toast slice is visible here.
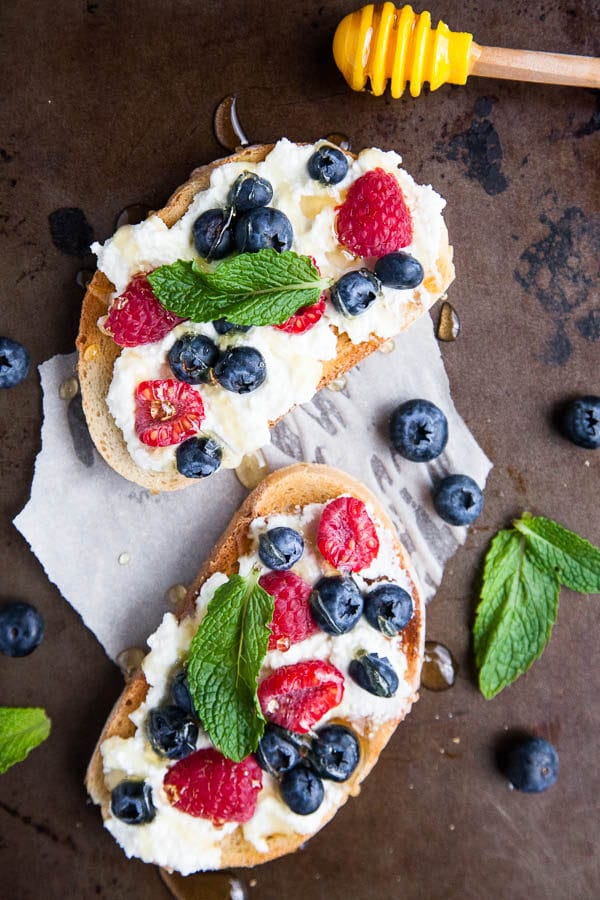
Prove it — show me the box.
[86,464,424,872]
[76,142,455,491]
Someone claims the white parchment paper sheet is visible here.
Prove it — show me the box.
[14,314,491,661]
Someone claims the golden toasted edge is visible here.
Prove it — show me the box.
[86,464,424,869]
[76,144,455,491]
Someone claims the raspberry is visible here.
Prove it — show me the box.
[336,168,413,257]
[134,379,204,447]
[163,748,263,823]
[258,660,344,733]
[275,294,326,335]
[317,497,379,572]
[103,274,184,347]
[259,571,318,652]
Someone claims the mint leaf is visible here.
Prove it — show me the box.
[514,513,600,594]
[148,249,329,326]
[187,572,274,762]
[0,707,51,774]
[474,530,560,699]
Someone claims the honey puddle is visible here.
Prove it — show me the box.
[421,641,458,691]
[235,449,270,489]
[160,869,248,900]
[214,95,250,151]
[115,203,151,229]
[436,301,460,342]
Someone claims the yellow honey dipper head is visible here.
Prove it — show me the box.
[333,3,474,98]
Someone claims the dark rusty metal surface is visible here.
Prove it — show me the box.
[0,2,598,898]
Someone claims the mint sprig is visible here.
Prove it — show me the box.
[0,707,51,774]
[474,513,600,699]
[148,250,330,326]
[187,572,274,762]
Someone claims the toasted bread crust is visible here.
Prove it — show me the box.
[76,144,455,491]
[86,464,424,870]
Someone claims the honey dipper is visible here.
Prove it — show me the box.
[333,3,600,98]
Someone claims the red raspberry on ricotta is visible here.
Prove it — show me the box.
[134,379,204,446]
[163,749,263,823]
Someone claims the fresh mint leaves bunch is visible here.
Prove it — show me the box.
[187,571,274,762]
[474,513,600,699]
[148,249,331,327]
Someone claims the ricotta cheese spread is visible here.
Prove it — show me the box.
[100,498,423,874]
[92,139,451,472]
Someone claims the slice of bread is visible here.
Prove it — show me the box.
[86,463,424,871]
[76,143,455,491]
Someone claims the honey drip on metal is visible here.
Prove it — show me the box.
[421,641,458,691]
[326,132,352,152]
[436,301,460,342]
[160,869,248,900]
[115,204,151,230]
[214,95,250,151]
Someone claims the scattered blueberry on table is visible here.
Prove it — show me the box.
[0,602,44,657]
[501,736,559,793]
[0,337,30,389]
[560,396,600,450]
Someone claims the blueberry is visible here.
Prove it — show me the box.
[560,396,600,449]
[308,725,360,782]
[228,172,273,212]
[389,399,448,462]
[255,725,307,777]
[170,670,195,716]
[433,474,483,526]
[280,765,324,815]
[0,602,44,657]
[501,737,559,793]
[213,346,266,393]
[330,269,381,318]
[364,583,413,636]
[349,652,399,697]
[0,337,30,388]
[212,319,252,336]
[234,208,293,253]
[309,576,363,635]
[258,527,304,570]
[192,208,234,260]
[168,334,219,384]
[307,146,349,185]
[374,252,424,289]
[176,436,222,478]
[111,780,156,825]
[147,705,198,760]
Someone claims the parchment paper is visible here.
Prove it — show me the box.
[14,314,491,661]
